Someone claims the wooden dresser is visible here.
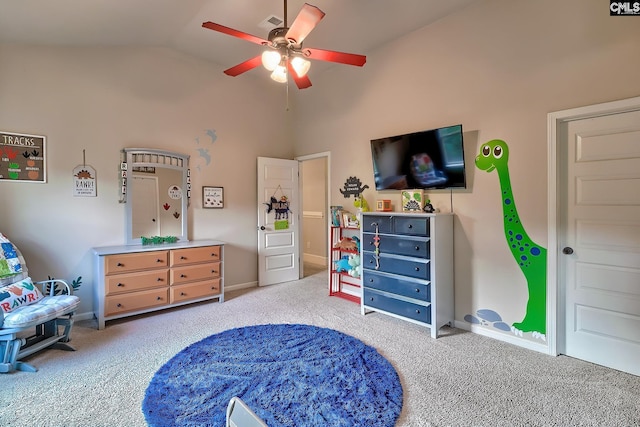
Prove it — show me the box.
[92,240,224,329]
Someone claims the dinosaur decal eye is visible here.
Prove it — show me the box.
[493,145,503,159]
[482,145,491,157]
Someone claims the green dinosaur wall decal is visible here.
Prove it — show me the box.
[475,139,547,337]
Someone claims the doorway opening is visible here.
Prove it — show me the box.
[298,152,330,278]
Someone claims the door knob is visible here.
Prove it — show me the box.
[259,226,266,230]
[562,247,574,255]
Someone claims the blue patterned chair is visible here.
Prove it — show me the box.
[0,234,80,373]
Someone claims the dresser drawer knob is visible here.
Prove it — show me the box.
[369,278,374,283]
[117,283,124,287]
[211,269,217,274]
[370,297,374,301]
[156,259,163,263]
[116,262,124,267]
[157,296,163,301]
[414,267,420,271]
[180,274,186,278]
[415,246,420,251]
[415,288,420,293]
[211,253,218,257]
[408,224,413,229]
[157,277,163,282]
[211,286,216,290]
[415,309,421,314]
[180,292,186,296]
[117,303,122,307]
[180,256,187,260]
[369,259,373,264]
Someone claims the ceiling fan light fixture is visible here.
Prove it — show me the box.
[290,56,311,77]
[261,50,282,71]
[270,64,288,83]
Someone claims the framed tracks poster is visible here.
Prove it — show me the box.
[0,131,46,183]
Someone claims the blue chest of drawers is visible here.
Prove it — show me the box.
[360,212,453,338]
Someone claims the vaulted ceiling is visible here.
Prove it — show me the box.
[0,0,477,76]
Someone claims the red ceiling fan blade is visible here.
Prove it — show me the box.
[202,21,268,46]
[285,3,325,44]
[287,62,312,89]
[224,55,263,77]
[305,47,366,67]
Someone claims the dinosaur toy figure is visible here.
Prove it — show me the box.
[475,139,547,337]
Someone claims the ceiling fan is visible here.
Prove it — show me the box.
[202,0,366,89]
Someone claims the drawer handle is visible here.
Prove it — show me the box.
[415,246,420,251]
[415,288,420,293]
[157,296,163,301]
[211,253,218,257]
[157,277,163,282]
[369,259,373,264]
[117,262,124,267]
[117,283,125,287]
[211,286,216,290]
[180,292,186,296]
[211,269,217,274]
[369,278,374,283]
[156,259,163,263]
[117,303,122,307]
[408,224,413,229]
[180,256,187,260]
[180,274,187,278]
[414,267,420,271]
[370,297,374,301]
[415,309,421,314]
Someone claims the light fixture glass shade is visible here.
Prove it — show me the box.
[270,65,288,83]
[290,57,311,77]
[261,50,281,71]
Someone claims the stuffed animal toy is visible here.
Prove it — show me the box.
[334,238,358,251]
[334,255,351,273]
[347,254,361,278]
[353,196,370,212]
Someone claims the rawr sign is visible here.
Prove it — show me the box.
[610,1,640,15]
[73,165,97,197]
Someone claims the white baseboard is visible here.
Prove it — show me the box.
[303,253,327,266]
[454,320,550,354]
[226,281,258,291]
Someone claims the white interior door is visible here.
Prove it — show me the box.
[257,157,300,286]
[131,175,159,239]
[562,109,640,376]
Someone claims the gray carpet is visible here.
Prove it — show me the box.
[2,270,639,427]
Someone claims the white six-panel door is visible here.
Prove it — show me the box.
[561,109,640,376]
[257,157,300,286]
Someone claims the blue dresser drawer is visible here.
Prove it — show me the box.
[362,216,392,234]
[362,252,430,280]
[362,232,429,258]
[363,288,431,324]
[363,270,430,301]
[394,217,429,236]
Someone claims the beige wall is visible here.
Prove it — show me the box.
[292,0,640,348]
[0,44,293,316]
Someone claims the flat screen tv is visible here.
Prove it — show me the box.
[370,124,466,190]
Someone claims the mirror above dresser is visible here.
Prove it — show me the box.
[122,148,190,245]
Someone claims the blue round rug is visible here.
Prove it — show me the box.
[143,323,403,427]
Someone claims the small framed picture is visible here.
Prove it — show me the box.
[203,186,224,208]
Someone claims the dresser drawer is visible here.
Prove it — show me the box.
[170,246,221,267]
[105,288,168,316]
[362,216,392,234]
[170,279,221,303]
[104,251,168,275]
[105,269,169,295]
[363,270,430,301]
[362,253,430,280]
[394,217,429,236]
[171,262,221,285]
[363,233,430,258]
[363,289,431,324]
